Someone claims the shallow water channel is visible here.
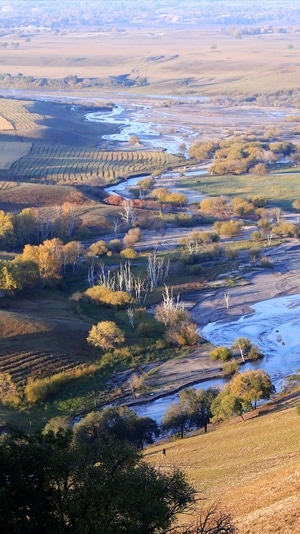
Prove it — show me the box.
[133,293,300,423]
[87,100,300,424]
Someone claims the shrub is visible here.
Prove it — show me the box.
[109,239,122,253]
[166,321,200,346]
[247,345,264,360]
[223,361,239,376]
[260,256,273,268]
[189,264,203,276]
[120,247,137,259]
[210,347,232,361]
[85,285,134,308]
[137,322,155,337]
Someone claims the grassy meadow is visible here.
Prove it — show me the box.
[183,166,300,210]
[144,393,300,533]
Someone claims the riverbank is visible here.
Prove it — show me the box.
[118,239,300,418]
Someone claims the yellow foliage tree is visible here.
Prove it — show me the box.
[87,321,125,350]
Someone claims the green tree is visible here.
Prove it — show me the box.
[87,320,125,350]
[162,388,219,438]
[211,388,245,422]
[0,428,195,533]
[74,407,160,450]
[230,370,275,409]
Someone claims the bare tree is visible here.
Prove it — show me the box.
[87,258,95,288]
[126,307,135,328]
[112,217,121,237]
[155,285,187,327]
[182,502,236,533]
[147,252,169,290]
[97,263,115,290]
[133,277,148,304]
[121,200,137,226]
[116,261,133,293]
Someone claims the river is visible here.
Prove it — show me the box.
[133,293,300,423]
[84,104,300,423]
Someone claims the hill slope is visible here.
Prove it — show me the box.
[144,392,300,533]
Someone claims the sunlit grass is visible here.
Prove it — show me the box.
[183,168,300,209]
[145,394,300,531]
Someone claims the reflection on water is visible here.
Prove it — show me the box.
[134,294,300,423]
[85,104,197,154]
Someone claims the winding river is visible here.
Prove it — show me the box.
[85,102,300,424]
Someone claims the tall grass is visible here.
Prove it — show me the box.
[24,364,99,403]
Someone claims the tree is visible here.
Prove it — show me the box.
[74,407,160,450]
[0,428,195,533]
[162,399,189,439]
[87,240,109,257]
[213,220,243,238]
[87,320,125,350]
[14,207,39,244]
[155,285,187,327]
[211,389,245,422]
[200,197,226,216]
[61,241,84,273]
[230,370,275,409]
[123,227,141,247]
[232,337,252,362]
[0,210,15,248]
[22,238,64,283]
[121,200,137,225]
[162,388,219,438]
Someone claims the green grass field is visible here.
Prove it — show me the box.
[183,167,300,210]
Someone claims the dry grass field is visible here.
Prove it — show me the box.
[145,393,300,533]
[0,28,300,97]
